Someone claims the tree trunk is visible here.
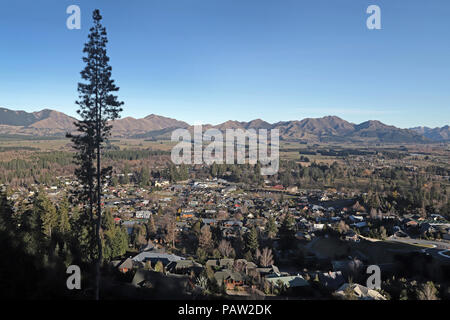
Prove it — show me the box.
[95,80,102,301]
[95,145,102,300]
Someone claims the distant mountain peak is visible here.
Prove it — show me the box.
[410,125,450,142]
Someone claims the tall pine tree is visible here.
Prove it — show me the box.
[67,9,123,300]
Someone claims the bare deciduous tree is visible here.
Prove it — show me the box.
[337,220,350,234]
[218,239,234,258]
[417,281,439,300]
[198,225,212,252]
[256,247,274,267]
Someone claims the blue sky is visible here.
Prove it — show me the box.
[0,0,449,128]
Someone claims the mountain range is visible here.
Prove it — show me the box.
[0,106,448,143]
[410,126,450,142]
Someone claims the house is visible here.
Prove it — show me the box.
[352,221,368,229]
[295,231,310,240]
[131,270,192,298]
[118,258,134,273]
[313,223,324,231]
[214,269,245,290]
[266,275,309,288]
[135,210,152,219]
[154,180,170,187]
[256,265,281,277]
[180,212,194,219]
[349,215,364,223]
[132,252,184,266]
[139,241,156,252]
[202,218,217,226]
[222,186,237,193]
[206,259,219,269]
[334,283,386,300]
[219,258,234,269]
[420,223,436,235]
[403,218,418,228]
[318,271,345,290]
[166,260,203,276]
[312,205,324,211]
[344,230,359,242]
[331,260,349,272]
[444,232,450,241]
[206,258,234,269]
[222,227,241,239]
[223,220,243,228]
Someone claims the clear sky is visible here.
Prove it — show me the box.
[0,0,449,128]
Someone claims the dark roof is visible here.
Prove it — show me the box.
[166,260,203,272]
[318,271,345,290]
[214,270,244,283]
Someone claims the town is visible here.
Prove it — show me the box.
[1,142,449,300]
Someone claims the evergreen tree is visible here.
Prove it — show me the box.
[147,214,156,239]
[279,214,296,250]
[33,191,57,240]
[67,9,123,300]
[266,215,278,239]
[103,226,128,261]
[139,167,150,187]
[131,224,147,248]
[57,195,71,235]
[0,190,14,233]
[192,220,201,237]
[102,208,115,231]
[246,227,259,254]
[70,210,96,264]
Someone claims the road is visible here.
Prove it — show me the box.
[388,236,450,262]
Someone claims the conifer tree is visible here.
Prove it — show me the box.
[147,214,156,239]
[67,9,123,300]
[279,213,296,250]
[102,208,115,231]
[34,191,57,239]
[57,195,71,235]
[246,227,259,254]
[0,190,14,233]
[266,215,278,239]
